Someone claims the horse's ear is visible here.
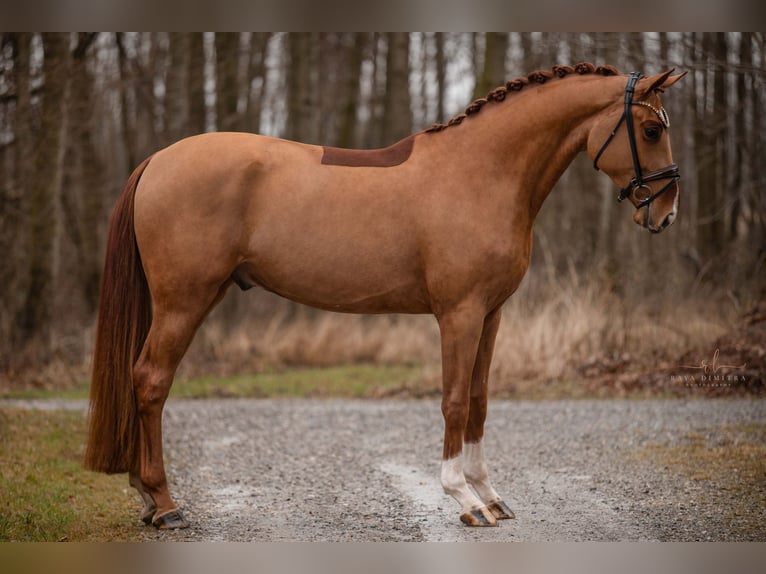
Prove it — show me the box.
[638,69,687,98]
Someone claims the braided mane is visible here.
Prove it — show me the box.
[424,62,620,134]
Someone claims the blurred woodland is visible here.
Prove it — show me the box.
[0,33,764,388]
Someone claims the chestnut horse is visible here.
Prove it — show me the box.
[85,63,685,529]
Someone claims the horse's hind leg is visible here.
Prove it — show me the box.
[132,280,231,529]
[463,307,515,521]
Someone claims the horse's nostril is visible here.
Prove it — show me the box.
[661,212,675,229]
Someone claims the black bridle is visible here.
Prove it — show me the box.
[593,71,680,211]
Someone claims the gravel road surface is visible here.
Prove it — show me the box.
[158,398,765,541]
[5,397,764,541]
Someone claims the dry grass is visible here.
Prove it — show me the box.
[0,269,743,399]
[177,270,736,396]
[490,270,736,394]
[189,308,440,373]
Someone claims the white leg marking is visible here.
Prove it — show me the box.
[463,440,501,504]
[441,456,484,512]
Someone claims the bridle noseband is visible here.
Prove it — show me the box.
[593,71,680,211]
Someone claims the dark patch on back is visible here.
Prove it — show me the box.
[321,135,414,168]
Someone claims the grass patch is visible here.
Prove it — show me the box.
[641,423,766,483]
[173,363,432,399]
[0,383,90,401]
[0,364,432,401]
[0,408,145,541]
[638,423,766,540]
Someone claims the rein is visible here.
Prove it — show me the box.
[593,71,680,211]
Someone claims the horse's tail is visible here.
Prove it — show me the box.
[84,155,153,474]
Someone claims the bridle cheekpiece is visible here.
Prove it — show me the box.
[593,71,680,210]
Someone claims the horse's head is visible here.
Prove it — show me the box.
[588,69,687,233]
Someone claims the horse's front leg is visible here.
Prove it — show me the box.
[463,307,515,520]
[437,303,498,526]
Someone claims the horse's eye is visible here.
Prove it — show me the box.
[643,125,661,141]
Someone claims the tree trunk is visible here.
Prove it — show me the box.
[19,33,70,357]
[136,33,160,158]
[748,34,765,255]
[364,33,383,148]
[695,33,723,263]
[336,33,366,149]
[1,34,32,361]
[624,33,646,71]
[165,32,190,143]
[434,32,446,122]
[115,33,137,169]
[730,33,751,242]
[713,33,729,252]
[520,33,538,71]
[187,33,206,135]
[382,32,411,144]
[658,32,670,69]
[286,33,320,144]
[215,33,241,132]
[61,33,105,316]
[473,33,508,99]
[245,32,271,134]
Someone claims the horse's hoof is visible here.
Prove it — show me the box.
[152,509,190,530]
[460,505,498,527]
[487,499,516,520]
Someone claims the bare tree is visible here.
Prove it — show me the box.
[382,32,411,144]
[473,33,508,99]
[286,32,320,144]
[61,33,105,315]
[244,32,272,135]
[19,33,70,357]
[335,33,367,149]
[0,33,33,360]
[187,33,206,135]
[434,32,447,122]
[165,32,191,143]
[215,33,241,132]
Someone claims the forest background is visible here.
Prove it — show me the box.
[0,32,763,395]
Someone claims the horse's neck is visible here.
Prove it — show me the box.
[441,75,623,219]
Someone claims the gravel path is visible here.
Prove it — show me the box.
[4,397,764,541]
[158,398,765,541]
